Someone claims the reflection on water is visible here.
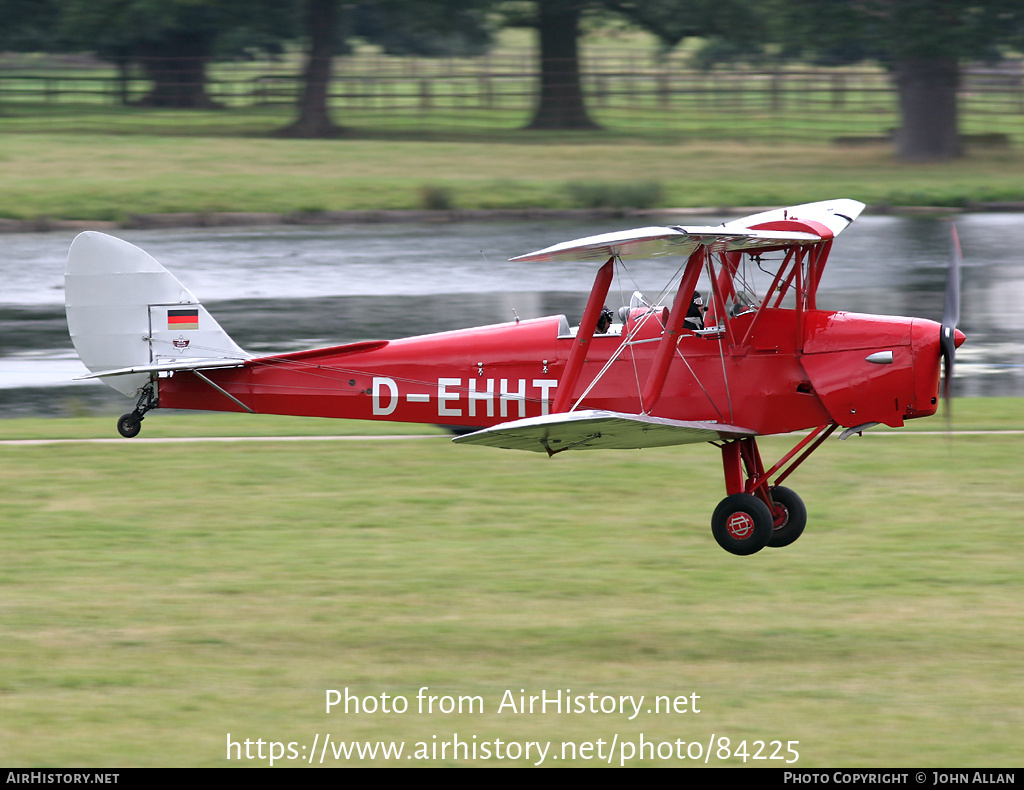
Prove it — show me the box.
[1,213,1022,416]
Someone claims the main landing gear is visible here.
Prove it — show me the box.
[711,426,834,555]
[116,383,157,438]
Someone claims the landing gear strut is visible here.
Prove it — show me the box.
[116,383,157,438]
[711,425,835,555]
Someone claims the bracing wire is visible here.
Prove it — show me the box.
[480,248,520,324]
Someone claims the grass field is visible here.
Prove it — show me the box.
[1,401,1021,766]
[3,133,1024,224]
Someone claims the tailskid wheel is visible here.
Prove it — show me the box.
[767,486,807,548]
[117,412,143,438]
[711,493,774,556]
[117,383,156,438]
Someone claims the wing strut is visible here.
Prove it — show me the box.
[552,257,614,414]
[640,246,705,414]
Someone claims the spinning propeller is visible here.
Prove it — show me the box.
[940,224,963,414]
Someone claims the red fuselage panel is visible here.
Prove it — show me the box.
[800,311,941,427]
[157,309,941,435]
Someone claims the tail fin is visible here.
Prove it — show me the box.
[65,232,248,397]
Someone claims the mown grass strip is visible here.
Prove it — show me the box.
[0,401,1021,765]
[2,133,1024,223]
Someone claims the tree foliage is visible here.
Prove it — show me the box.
[7,0,300,107]
[609,0,764,54]
[349,1,495,57]
[770,0,1024,65]
[0,0,64,51]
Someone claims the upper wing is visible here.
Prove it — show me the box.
[452,409,756,455]
[509,198,865,264]
[723,198,866,236]
[509,226,819,263]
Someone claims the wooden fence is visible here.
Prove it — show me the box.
[1,52,1022,143]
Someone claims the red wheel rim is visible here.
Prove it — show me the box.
[726,512,756,540]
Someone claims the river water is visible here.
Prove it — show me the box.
[1,212,1022,417]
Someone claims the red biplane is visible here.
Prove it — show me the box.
[65,199,964,555]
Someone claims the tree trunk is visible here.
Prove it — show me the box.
[135,33,220,109]
[527,3,598,130]
[892,57,961,161]
[279,0,344,138]
[114,54,131,106]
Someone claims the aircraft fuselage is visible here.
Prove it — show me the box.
[156,306,946,436]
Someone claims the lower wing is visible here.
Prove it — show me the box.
[452,410,756,456]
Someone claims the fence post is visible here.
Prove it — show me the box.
[771,69,784,113]
[658,68,670,108]
[831,71,845,109]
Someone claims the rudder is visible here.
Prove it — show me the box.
[65,232,247,396]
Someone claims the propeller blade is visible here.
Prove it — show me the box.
[943,224,961,332]
[940,223,962,410]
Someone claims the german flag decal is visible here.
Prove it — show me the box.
[167,308,200,331]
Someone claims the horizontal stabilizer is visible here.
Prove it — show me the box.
[510,199,865,263]
[452,410,756,455]
[76,357,247,381]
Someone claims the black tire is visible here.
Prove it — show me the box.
[711,493,774,556]
[767,486,807,548]
[117,413,142,438]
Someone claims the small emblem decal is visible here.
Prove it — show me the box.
[172,336,191,352]
[726,512,756,540]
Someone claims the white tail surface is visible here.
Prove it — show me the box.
[65,232,247,397]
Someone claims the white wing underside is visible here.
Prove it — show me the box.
[452,410,756,455]
[510,199,865,263]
